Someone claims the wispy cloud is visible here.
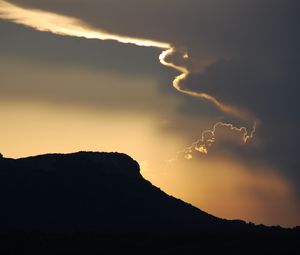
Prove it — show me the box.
[0,0,257,156]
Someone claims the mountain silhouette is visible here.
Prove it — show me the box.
[0,152,299,254]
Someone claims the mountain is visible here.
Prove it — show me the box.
[0,152,299,254]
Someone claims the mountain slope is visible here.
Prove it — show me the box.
[0,151,221,232]
[0,152,299,254]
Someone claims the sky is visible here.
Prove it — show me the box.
[0,0,299,227]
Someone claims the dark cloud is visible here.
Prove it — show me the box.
[6,1,299,58]
[0,18,219,128]
[2,1,300,195]
[183,53,300,190]
[0,20,181,116]
[0,20,164,76]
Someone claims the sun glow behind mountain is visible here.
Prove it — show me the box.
[0,0,299,227]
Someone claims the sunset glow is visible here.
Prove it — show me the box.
[0,0,170,49]
[0,0,299,228]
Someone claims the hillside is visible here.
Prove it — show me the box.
[0,152,299,254]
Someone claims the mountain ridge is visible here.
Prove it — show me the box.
[0,151,299,254]
[0,151,221,232]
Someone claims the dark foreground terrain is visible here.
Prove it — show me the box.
[0,152,299,254]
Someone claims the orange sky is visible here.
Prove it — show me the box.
[1,0,299,227]
[1,99,299,227]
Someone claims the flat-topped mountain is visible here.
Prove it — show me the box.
[0,152,220,232]
[0,152,299,254]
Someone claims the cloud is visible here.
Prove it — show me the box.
[179,122,256,160]
[0,1,169,48]
[1,0,300,199]
[0,0,250,122]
